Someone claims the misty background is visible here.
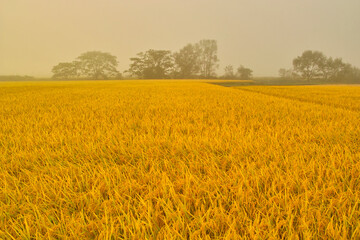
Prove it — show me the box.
[1,0,359,77]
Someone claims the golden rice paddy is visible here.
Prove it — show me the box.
[0,80,359,239]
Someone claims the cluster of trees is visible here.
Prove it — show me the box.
[52,39,254,80]
[280,50,360,83]
[126,40,253,79]
[222,65,253,79]
[51,45,359,83]
[126,40,219,79]
[51,40,221,80]
[52,51,121,80]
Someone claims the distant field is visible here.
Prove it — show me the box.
[234,85,360,111]
[0,81,359,239]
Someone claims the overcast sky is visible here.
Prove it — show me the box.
[1,0,359,77]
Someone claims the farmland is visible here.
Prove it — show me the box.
[0,80,359,239]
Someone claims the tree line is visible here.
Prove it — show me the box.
[52,39,253,80]
[0,75,34,81]
[279,50,360,83]
[127,40,219,79]
[51,41,359,83]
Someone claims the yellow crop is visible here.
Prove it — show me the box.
[0,80,359,239]
[235,85,360,111]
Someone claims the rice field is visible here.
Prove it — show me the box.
[0,80,359,239]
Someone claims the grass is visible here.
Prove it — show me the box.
[0,80,359,239]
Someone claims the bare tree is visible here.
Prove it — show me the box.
[196,40,219,78]
[278,68,294,79]
[223,65,235,79]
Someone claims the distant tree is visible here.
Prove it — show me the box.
[76,51,120,79]
[52,51,120,80]
[318,57,348,81]
[278,68,294,79]
[237,65,253,79]
[293,50,327,81]
[334,63,360,83]
[127,50,174,79]
[291,50,360,82]
[196,40,219,78]
[173,43,201,78]
[223,65,235,79]
[0,75,34,81]
[349,66,360,83]
[52,61,80,80]
[126,39,219,79]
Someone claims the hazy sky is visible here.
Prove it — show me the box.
[1,0,359,77]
